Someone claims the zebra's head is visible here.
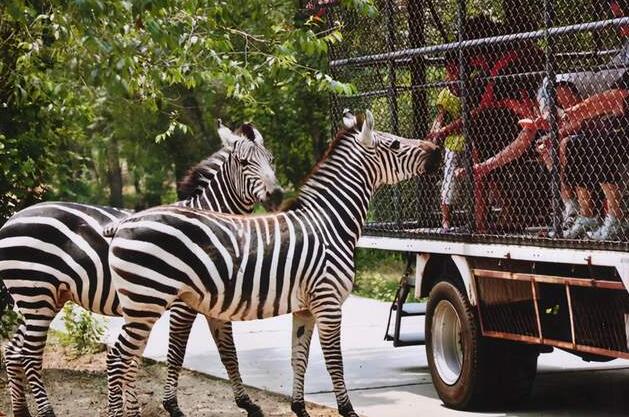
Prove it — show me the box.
[218,121,284,211]
[344,110,439,187]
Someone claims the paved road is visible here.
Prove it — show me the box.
[83,295,629,417]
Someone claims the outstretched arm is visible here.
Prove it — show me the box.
[559,88,629,135]
[477,127,538,174]
[455,96,539,177]
[425,108,448,143]
[431,108,447,132]
[425,112,467,142]
[524,88,629,135]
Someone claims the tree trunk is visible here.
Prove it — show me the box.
[180,88,210,140]
[107,137,123,207]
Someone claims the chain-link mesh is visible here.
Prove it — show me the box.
[325,0,629,250]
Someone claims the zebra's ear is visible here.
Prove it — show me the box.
[359,110,375,147]
[217,119,239,149]
[342,108,356,128]
[241,123,264,145]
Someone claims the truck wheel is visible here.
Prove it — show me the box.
[426,281,538,410]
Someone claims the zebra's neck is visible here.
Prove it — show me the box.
[293,140,374,249]
[177,150,253,215]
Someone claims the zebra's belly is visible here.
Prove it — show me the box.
[180,290,305,322]
[1,269,122,317]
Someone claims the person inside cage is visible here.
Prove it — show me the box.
[429,15,545,233]
[469,0,629,240]
[430,71,464,232]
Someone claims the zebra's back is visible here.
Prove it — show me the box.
[0,201,130,315]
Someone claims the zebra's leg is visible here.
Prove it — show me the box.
[290,311,316,417]
[5,321,32,417]
[107,316,160,417]
[207,317,263,417]
[314,307,357,417]
[162,300,197,417]
[21,312,57,417]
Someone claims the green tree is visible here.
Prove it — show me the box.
[1,0,372,222]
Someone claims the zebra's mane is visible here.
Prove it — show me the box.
[177,149,230,200]
[280,123,361,211]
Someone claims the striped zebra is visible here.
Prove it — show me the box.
[0,121,281,417]
[106,110,439,417]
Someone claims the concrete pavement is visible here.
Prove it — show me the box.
[63,295,629,417]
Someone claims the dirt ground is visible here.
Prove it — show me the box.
[0,338,337,417]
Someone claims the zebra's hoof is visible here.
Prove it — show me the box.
[39,409,56,417]
[14,409,33,417]
[290,401,310,417]
[163,398,186,417]
[246,404,264,417]
[338,402,358,417]
[236,396,264,417]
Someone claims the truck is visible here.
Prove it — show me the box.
[323,0,629,410]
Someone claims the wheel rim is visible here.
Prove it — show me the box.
[432,299,463,385]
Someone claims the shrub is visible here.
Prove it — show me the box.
[0,282,19,341]
[0,310,20,341]
[58,303,105,357]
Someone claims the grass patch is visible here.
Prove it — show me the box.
[353,248,410,302]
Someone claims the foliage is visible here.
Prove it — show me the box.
[0,0,375,222]
[353,270,402,301]
[0,310,20,342]
[353,248,412,302]
[0,283,19,341]
[58,303,105,357]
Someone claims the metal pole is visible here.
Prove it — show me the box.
[384,0,402,229]
[457,0,477,234]
[544,0,563,237]
[326,4,341,139]
[385,0,399,134]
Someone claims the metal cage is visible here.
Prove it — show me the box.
[325,0,629,251]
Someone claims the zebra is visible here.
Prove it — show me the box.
[0,121,282,417]
[105,110,439,417]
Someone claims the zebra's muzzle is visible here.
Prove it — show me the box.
[424,147,441,174]
[261,187,284,212]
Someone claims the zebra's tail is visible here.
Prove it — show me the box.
[102,221,119,238]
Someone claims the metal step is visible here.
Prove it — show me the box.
[386,329,426,347]
[392,302,427,317]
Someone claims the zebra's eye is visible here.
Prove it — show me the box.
[391,140,400,150]
[239,159,250,167]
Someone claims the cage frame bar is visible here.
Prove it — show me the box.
[330,17,629,68]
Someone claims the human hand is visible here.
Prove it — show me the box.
[425,129,447,144]
[558,109,582,135]
[455,163,491,179]
[518,115,550,131]
[535,135,553,170]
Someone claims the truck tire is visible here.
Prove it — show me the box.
[426,281,538,410]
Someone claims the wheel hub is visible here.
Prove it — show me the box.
[432,300,463,385]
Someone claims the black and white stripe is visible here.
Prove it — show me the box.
[106,111,439,417]
[0,122,280,417]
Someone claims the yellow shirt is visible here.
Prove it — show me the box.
[436,89,465,152]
